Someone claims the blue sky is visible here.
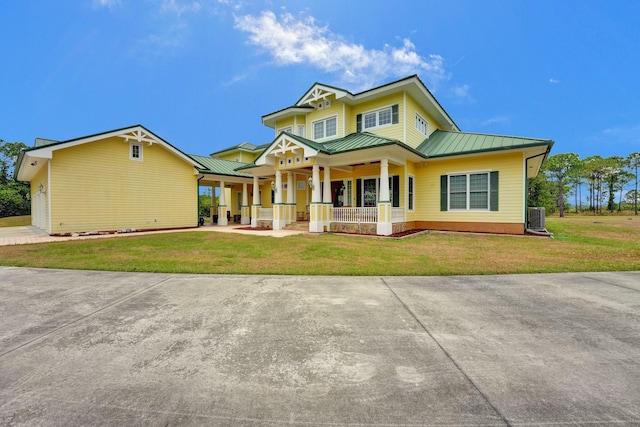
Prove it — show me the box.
[2,0,639,159]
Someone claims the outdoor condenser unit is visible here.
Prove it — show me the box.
[527,207,546,231]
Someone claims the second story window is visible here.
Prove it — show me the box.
[313,116,337,140]
[364,107,392,130]
[416,113,428,135]
[357,104,399,132]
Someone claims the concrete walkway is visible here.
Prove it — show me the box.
[0,224,306,246]
[1,268,639,426]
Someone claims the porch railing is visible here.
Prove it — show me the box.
[258,208,273,220]
[332,207,378,223]
[391,207,405,223]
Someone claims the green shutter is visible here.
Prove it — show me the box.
[356,179,362,207]
[392,175,400,207]
[392,104,399,124]
[356,114,362,132]
[440,175,448,211]
[490,171,499,211]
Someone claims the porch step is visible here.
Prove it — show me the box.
[284,221,309,232]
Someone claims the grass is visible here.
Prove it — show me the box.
[0,215,30,227]
[0,215,639,275]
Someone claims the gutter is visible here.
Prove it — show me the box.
[524,144,553,229]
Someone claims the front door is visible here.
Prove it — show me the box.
[331,181,343,207]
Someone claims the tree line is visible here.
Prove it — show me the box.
[0,139,30,217]
[529,152,640,216]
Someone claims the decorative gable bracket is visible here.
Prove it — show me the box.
[297,84,348,107]
[117,128,159,146]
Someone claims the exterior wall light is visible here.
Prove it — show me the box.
[271,181,276,192]
[307,177,314,190]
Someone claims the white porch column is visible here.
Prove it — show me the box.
[322,167,331,203]
[251,175,260,228]
[322,166,332,230]
[309,164,323,232]
[379,159,390,202]
[274,171,283,204]
[273,170,286,230]
[218,180,228,226]
[286,172,294,224]
[311,164,321,203]
[241,182,250,225]
[377,159,392,236]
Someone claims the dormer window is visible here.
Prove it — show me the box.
[312,116,337,140]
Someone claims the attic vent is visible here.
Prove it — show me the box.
[527,207,546,231]
[324,100,331,108]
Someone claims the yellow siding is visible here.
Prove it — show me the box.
[347,93,404,142]
[50,137,198,234]
[306,95,344,139]
[415,152,524,224]
[405,94,441,149]
[275,117,295,136]
[216,152,241,162]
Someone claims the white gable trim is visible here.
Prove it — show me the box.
[297,84,349,107]
[255,134,320,166]
[24,126,203,168]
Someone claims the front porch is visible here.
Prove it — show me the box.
[256,205,407,235]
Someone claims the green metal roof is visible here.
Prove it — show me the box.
[209,141,267,157]
[323,132,400,153]
[189,154,254,178]
[417,130,553,158]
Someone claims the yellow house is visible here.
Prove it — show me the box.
[231,75,553,235]
[15,75,553,236]
[15,125,205,235]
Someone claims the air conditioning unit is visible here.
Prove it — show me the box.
[527,207,546,231]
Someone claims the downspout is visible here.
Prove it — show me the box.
[197,175,204,226]
[524,146,552,228]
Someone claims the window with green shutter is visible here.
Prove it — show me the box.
[441,171,499,211]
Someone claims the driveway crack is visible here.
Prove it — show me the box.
[380,277,512,427]
[0,275,175,358]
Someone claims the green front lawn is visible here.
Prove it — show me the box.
[1,216,638,275]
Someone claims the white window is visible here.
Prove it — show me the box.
[312,116,337,140]
[297,125,306,137]
[448,172,489,210]
[278,126,292,135]
[345,180,352,206]
[415,113,428,135]
[130,143,142,161]
[363,106,393,130]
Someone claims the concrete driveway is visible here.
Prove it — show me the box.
[1,268,639,426]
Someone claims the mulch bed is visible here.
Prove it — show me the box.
[233,226,273,231]
[387,229,428,238]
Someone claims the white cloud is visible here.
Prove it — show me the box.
[601,124,640,142]
[93,0,120,8]
[233,11,448,91]
[160,0,203,17]
[549,78,560,84]
[450,84,474,104]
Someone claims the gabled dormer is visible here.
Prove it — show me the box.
[261,75,460,150]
